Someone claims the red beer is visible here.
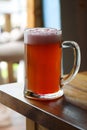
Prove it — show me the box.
[24,28,62,95]
[24,28,81,100]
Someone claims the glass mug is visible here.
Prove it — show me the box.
[24,28,81,100]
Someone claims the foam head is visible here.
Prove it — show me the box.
[24,28,62,44]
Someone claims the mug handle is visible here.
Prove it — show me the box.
[61,41,81,86]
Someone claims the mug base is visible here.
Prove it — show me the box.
[24,89,63,100]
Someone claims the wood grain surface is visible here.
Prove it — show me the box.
[64,72,87,110]
[0,72,87,130]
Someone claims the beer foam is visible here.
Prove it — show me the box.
[24,28,62,44]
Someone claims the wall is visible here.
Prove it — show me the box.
[60,0,87,73]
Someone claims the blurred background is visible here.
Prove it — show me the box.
[0,0,87,85]
[0,0,87,129]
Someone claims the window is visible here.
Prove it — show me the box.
[43,0,61,29]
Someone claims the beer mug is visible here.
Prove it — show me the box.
[24,28,81,100]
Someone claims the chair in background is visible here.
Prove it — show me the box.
[0,41,24,84]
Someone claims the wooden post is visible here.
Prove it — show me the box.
[7,62,14,83]
[26,118,36,130]
[4,14,11,32]
[26,118,48,130]
[0,63,3,84]
[26,0,43,27]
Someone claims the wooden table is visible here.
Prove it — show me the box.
[0,72,87,130]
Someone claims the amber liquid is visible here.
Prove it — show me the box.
[25,42,61,94]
